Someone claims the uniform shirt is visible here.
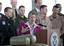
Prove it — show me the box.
[46,15,63,45]
[49,15,63,37]
[0,13,5,45]
[15,15,28,27]
[58,13,64,34]
[38,16,51,31]
[49,15,62,29]
[0,15,15,37]
[0,14,5,32]
[0,15,16,45]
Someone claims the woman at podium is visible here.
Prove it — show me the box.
[16,12,41,36]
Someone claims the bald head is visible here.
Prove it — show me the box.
[11,0,17,8]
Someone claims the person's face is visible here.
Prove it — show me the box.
[11,0,17,8]
[7,9,13,18]
[52,7,60,14]
[56,5,61,12]
[29,15,36,22]
[0,4,2,11]
[19,7,25,15]
[40,7,47,14]
[35,0,42,8]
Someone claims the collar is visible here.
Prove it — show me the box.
[21,15,24,18]
[35,8,40,12]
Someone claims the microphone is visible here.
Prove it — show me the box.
[38,24,47,27]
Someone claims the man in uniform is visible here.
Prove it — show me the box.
[39,5,48,30]
[0,2,5,45]
[10,0,18,21]
[56,4,64,16]
[56,4,64,46]
[15,5,28,27]
[49,5,63,46]
[0,7,15,45]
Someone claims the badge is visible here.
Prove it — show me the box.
[50,32,58,46]
[2,21,6,25]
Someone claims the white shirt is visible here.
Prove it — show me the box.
[35,8,40,13]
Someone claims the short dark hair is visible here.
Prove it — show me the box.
[28,11,36,18]
[56,4,61,6]
[0,2,2,5]
[19,5,25,9]
[53,5,60,8]
[56,4,61,11]
[4,7,12,12]
[40,5,47,10]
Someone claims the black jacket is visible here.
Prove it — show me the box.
[0,15,16,45]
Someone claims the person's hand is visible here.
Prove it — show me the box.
[21,26,29,33]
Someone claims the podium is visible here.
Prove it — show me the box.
[35,30,47,44]
[10,34,49,46]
